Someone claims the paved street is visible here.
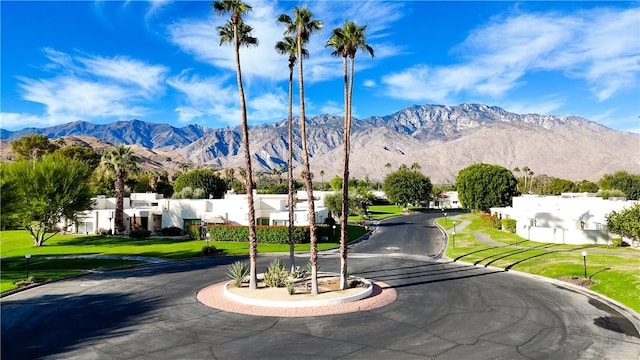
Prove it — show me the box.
[2,213,639,359]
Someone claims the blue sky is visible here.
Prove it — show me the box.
[1,1,639,133]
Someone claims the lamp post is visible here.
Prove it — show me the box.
[581,251,588,278]
[444,212,448,226]
[25,254,31,279]
[452,229,456,250]
[332,224,336,237]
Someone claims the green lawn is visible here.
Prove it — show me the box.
[438,214,640,313]
[348,204,427,221]
[0,225,367,293]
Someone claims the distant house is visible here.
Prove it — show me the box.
[436,191,461,209]
[490,193,638,245]
[63,191,328,235]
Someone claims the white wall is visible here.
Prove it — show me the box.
[492,193,638,245]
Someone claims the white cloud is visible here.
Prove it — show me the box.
[0,112,52,129]
[168,0,403,85]
[78,55,168,96]
[320,100,343,116]
[363,79,376,88]
[381,7,640,104]
[167,70,289,125]
[502,97,565,116]
[10,48,167,127]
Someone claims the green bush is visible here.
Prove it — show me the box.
[501,218,517,233]
[187,225,201,240]
[207,225,309,244]
[200,245,217,256]
[129,229,151,239]
[611,238,623,247]
[161,227,184,236]
[481,213,501,229]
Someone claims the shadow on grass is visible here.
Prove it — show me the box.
[57,236,192,247]
[478,243,561,267]
[503,244,595,271]
[454,244,513,262]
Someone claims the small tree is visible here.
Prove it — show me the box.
[606,204,640,246]
[382,165,432,210]
[6,154,93,246]
[11,134,58,162]
[456,163,518,212]
[599,171,640,200]
[173,169,227,199]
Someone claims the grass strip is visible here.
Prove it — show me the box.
[439,213,640,313]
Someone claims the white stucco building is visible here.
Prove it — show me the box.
[491,193,638,245]
[436,191,461,209]
[66,191,328,235]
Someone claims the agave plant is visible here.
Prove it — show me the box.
[264,259,288,288]
[227,261,250,287]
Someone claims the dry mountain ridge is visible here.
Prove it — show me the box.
[1,103,638,183]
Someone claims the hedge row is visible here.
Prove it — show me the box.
[207,225,310,244]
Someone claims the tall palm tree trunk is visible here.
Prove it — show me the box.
[234,25,258,290]
[115,168,125,233]
[298,34,319,295]
[287,63,296,272]
[339,55,350,290]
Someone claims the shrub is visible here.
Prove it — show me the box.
[161,226,184,236]
[324,216,336,226]
[305,261,319,274]
[290,266,308,280]
[129,229,151,239]
[200,245,217,256]
[227,261,249,287]
[187,225,201,240]
[611,238,623,247]
[264,259,288,288]
[481,213,501,229]
[501,218,517,233]
[286,280,295,295]
[207,225,310,244]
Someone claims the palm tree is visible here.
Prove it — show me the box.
[275,35,308,272]
[522,166,530,194]
[100,145,139,233]
[277,6,323,295]
[326,20,373,290]
[212,0,260,289]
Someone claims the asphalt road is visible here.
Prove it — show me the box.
[2,213,639,359]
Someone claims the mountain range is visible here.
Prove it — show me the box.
[2,103,638,183]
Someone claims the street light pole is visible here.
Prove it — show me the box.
[444,212,448,226]
[452,230,456,250]
[582,251,588,278]
[25,254,31,279]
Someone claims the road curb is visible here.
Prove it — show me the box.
[436,219,640,336]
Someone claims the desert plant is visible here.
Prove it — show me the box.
[346,268,354,277]
[305,260,319,274]
[227,261,250,287]
[290,265,308,279]
[264,258,288,288]
[285,280,295,295]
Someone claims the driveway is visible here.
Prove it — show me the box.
[2,213,639,359]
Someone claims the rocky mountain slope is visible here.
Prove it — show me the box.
[2,104,638,183]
